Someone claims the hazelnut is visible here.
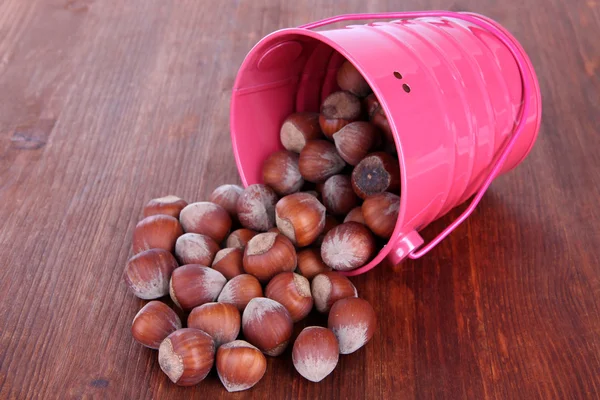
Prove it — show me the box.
[158,328,215,386]
[280,112,323,153]
[262,150,304,196]
[216,340,267,392]
[296,248,332,280]
[212,248,244,280]
[362,192,400,238]
[328,297,376,354]
[344,206,365,225]
[188,302,240,347]
[217,274,263,311]
[268,227,281,234]
[299,140,345,183]
[265,272,313,322]
[209,184,244,219]
[169,265,226,311]
[143,195,188,219]
[174,233,220,266]
[332,122,379,166]
[237,184,278,232]
[243,232,297,283]
[303,190,319,198]
[131,301,182,349]
[364,94,393,144]
[242,297,293,356]
[321,175,359,216]
[132,215,183,254]
[311,271,358,313]
[319,91,362,138]
[275,193,326,247]
[292,327,339,382]
[314,214,340,246]
[336,61,371,97]
[351,152,400,199]
[226,228,258,249]
[179,202,232,243]
[124,249,179,299]
[320,222,376,271]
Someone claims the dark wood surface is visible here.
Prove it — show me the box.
[1,0,599,399]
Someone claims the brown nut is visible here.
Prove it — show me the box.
[328,297,376,354]
[131,301,182,349]
[311,271,358,313]
[299,140,345,183]
[280,112,323,153]
[209,184,244,219]
[319,91,362,138]
[296,248,332,280]
[226,228,258,249]
[124,249,179,299]
[265,272,313,322]
[321,222,376,271]
[237,184,278,232]
[243,232,297,283]
[158,328,215,386]
[351,152,400,199]
[364,93,393,144]
[188,302,240,347]
[292,326,339,382]
[216,340,267,392]
[174,233,220,266]
[242,297,293,356]
[169,264,227,311]
[362,192,400,239]
[321,175,359,216]
[179,202,232,243]
[218,274,263,312]
[132,215,183,254]
[314,214,340,247]
[332,122,379,166]
[275,193,326,247]
[143,195,188,219]
[262,150,304,196]
[212,248,244,280]
[344,206,365,225]
[336,61,372,97]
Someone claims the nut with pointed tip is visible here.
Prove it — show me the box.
[299,140,346,183]
[132,301,182,349]
[321,222,376,271]
[328,297,376,354]
[262,150,304,196]
[363,192,400,239]
[292,327,339,382]
[143,195,188,219]
[217,274,263,311]
[242,297,293,356]
[314,214,340,246]
[344,206,365,225]
[237,184,278,232]
[333,122,379,166]
[321,175,359,216]
[212,248,244,280]
[188,302,240,348]
[275,193,326,247]
[169,265,226,311]
[132,215,183,254]
[351,152,400,199]
[311,271,358,313]
[124,249,179,299]
[319,91,362,138]
[209,184,244,219]
[216,340,267,392]
[226,228,258,249]
[364,93,393,144]
[280,112,323,153]
[336,61,372,97]
[243,232,297,283]
[179,202,232,243]
[174,233,220,266]
[297,248,332,280]
[265,272,313,322]
[158,328,215,386]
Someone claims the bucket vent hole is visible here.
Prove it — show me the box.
[402,84,411,93]
[393,71,403,79]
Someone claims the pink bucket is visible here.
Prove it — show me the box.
[230,11,542,276]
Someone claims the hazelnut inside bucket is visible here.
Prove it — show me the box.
[230,11,541,274]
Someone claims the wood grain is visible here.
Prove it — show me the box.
[1,0,599,399]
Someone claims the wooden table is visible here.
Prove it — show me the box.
[1,0,599,399]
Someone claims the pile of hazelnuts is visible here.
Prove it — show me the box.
[123,60,399,391]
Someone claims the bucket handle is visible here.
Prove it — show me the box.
[300,11,533,261]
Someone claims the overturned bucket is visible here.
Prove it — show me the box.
[230,11,542,275]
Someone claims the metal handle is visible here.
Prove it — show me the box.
[301,11,533,260]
